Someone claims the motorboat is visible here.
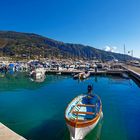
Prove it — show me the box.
[30,68,46,80]
[73,71,90,80]
[79,71,90,79]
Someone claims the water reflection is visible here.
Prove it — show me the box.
[77,77,91,83]
[129,75,140,88]
[0,72,69,91]
[108,75,132,86]
[62,117,103,140]
[0,72,5,78]
[29,75,46,83]
[94,76,98,83]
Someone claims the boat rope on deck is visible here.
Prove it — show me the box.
[0,123,26,140]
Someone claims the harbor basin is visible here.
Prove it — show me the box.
[0,73,140,140]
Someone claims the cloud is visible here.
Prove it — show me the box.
[104,46,118,53]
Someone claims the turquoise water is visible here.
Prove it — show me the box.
[0,73,140,140]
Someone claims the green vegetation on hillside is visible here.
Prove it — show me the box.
[0,31,135,61]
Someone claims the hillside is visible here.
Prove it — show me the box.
[0,31,135,61]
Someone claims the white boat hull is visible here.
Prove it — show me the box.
[67,112,103,140]
[30,68,46,80]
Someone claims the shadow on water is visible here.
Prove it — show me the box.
[25,112,103,140]
[107,75,132,86]
[129,75,140,88]
[25,114,69,140]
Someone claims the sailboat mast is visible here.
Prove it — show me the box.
[124,44,126,63]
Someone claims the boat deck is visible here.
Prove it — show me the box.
[66,95,101,121]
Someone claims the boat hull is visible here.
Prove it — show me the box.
[67,112,103,140]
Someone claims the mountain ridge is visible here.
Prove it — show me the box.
[0,31,136,61]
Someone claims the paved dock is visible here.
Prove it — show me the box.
[123,65,140,82]
[46,69,127,75]
[126,65,140,74]
[0,123,26,140]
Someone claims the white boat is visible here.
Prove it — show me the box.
[30,68,46,80]
[73,72,90,80]
[79,71,90,79]
[65,88,103,140]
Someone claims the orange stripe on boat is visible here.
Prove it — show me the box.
[65,110,101,128]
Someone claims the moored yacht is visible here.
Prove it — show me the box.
[73,71,90,80]
[79,71,90,79]
[30,67,46,80]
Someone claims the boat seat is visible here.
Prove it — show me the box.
[77,104,95,107]
[72,111,94,115]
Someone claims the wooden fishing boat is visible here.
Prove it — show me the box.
[65,90,103,140]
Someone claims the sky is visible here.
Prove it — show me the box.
[0,0,140,58]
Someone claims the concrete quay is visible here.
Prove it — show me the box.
[0,123,26,140]
[123,65,140,82]
[45,69,127,76]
